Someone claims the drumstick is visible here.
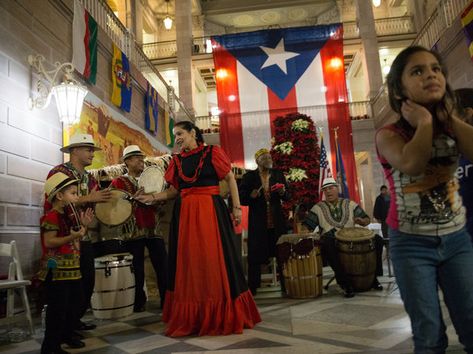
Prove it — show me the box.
[121,194,148,206]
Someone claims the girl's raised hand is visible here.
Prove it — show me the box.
[401,99,432,128]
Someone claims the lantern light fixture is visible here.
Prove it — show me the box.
[28,54,88,126]
[163,0,173,30]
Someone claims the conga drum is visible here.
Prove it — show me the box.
[335,227,376,292]
[91,254,135,319]
[277,233,323,299]
[94,189,135,257]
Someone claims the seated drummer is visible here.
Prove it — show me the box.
[110,145,168,311]
[303,177,384,298]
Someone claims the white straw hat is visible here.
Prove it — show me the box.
[44,172,79,202]
[122,145,145,161]
[321,177,338,190]
[61,133,101,153]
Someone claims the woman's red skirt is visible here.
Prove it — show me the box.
[162,188,261,337]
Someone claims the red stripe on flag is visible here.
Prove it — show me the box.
[320,30,360,202]
[212,42,245,166]
[83,11,91,79]
[267,86,298,136]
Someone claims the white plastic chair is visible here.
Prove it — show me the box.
[0,240,34,335]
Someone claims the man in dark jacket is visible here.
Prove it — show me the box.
[373,185,390,238]
[239,148,289,295]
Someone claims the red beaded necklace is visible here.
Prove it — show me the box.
[175,145,211,183]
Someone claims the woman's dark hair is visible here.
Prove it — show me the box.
[386,46,455,115]
[174,121,204,144]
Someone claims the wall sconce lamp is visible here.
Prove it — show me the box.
[163,0,173,30]
[28,54,88,126]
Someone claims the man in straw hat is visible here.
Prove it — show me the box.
[239,148,289,296]
[304,177,384,298]
[45,133,112,332]
[110,145,168,311]
[39,172,94,352]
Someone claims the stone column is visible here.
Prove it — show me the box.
[355,0,383,100]
[407,0,425,33]
[175,0,195,119]
[130,0,144,45]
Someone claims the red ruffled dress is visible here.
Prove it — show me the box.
[162,144,261,337]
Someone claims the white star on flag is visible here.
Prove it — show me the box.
[260,38,300,74]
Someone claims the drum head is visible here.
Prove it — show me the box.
[95,253,132,263]
[138,166,166,194]
[95,189,133,226]
[335,227,374,242]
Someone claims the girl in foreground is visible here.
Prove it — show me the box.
[376,45,473,353]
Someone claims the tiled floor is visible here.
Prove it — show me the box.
[0,268,466,354]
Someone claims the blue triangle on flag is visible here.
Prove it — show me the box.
[212,24,341,100]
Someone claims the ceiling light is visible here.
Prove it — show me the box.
[163,0,173,30]
[372,0,381,7]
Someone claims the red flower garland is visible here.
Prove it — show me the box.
[271,113,320,216]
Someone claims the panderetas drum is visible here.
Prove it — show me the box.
[91,254,135,319]
[138,166,167,194]
[94,189,134,257]
[335,227,376,292]
[277,233,323,299]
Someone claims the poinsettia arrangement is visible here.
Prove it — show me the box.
[271,112,320,215]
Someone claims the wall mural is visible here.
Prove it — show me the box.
[64,92,169,169]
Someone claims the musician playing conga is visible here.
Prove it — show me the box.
[304,177,384,298]
[110,145,168,311]
[44,133,112,339]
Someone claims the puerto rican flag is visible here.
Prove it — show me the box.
[212,24,359,201]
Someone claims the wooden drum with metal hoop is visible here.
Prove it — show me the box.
[94,189,134,257]
[335,227,376,292]
[277,233,323,299]
[91,253,135,319]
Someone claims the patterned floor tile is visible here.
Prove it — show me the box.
[183,333,254,351]
[305,303,401,328]
[101,328,155,345]
[86,322,136,337]
[74,347,129,354]
[219,337,289,349]
[122,314,162,327]
[66,337,110,353]
[0,263,467,354]
[0,339,41,354]
[140,341,207,353]
[114,334,179,353]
